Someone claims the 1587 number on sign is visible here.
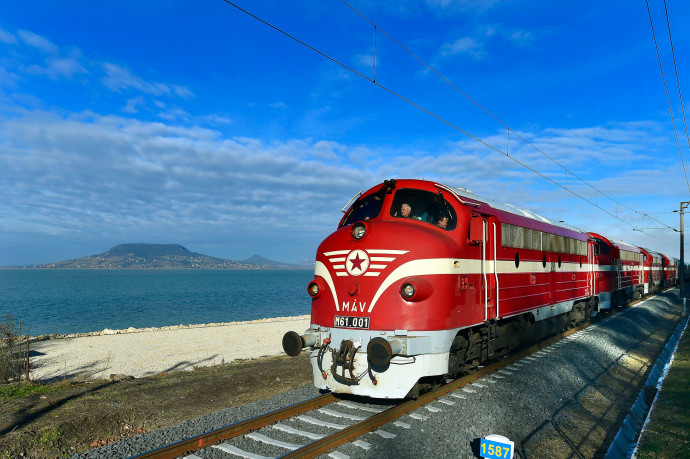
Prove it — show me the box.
[480,438,512,459]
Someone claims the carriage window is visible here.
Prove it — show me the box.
[340,192,385,227]
[390,188,457,230]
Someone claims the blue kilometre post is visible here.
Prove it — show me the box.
[480,434,514,459]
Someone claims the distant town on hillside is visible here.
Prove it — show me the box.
[21,243,311,269]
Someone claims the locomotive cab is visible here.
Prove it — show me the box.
[283,179,472,398]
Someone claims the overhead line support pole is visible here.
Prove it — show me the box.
[681,201,690,309]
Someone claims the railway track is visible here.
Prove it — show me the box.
[134,321,592,459]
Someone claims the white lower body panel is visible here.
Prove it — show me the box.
[304,327,458,399]
[311,347,449,399]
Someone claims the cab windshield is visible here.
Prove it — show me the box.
[390,188,457,231]
[340,192,385,227]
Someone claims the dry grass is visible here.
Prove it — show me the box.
[635,323,690,458]
[0,353,313,458]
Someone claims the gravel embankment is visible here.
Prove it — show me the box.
[72,386,323,458]
[74,291,683,459]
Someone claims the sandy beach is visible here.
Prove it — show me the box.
[28,315,311,381]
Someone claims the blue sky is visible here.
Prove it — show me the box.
[1,0,689,266]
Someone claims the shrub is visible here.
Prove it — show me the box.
[0,314,26,383]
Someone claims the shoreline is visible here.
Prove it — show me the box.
[29,315,313,381]
[29,314,311,341]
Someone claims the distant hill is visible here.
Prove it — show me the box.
[31,243,307,269]
[239,254,309,269]
[297,258,316,268]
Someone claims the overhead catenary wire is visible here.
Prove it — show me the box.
[662,0,690,173]
[339,0,679,234]
[221,0,679,243]
[645,0,690,194]
[338,0,679,236]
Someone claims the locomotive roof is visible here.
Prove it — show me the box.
[446,185,588,238]
[451,187,552,223]
[609,239,641,253]
[588,232,641,253]
[640,247,663,258]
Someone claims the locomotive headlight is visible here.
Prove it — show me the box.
[399,278,432,302]
[307,281,321,297]
[351,222,367,240]
[401,283,415,299]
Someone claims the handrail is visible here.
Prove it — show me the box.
[493,222,499,318]
[435,183,480,207]
[483,219,487,321]
[341,189,364,213]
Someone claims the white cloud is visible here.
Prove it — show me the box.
[157,107,190,121]
[423,0,501,14]
[46,53,88,78]
[0,27,17,44]
[0,111,366,244]
[507,29,535,47]
[440,37,485,59]
[18,30,59,54]
[122,96,146,114]
[440,25,536,61]
[26,51,88,79]
[0,110,681,263]
[102,63,194,99]
[172,85,194,99]
[356,54,375,69]
[2,29,88,80]
[102,63,168,94]
[0,67,20,86]
[201,114,232,124]
[3,27,193,102]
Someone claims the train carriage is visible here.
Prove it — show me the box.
[588,234,643,309]
[672,258,680,285]
[661,255,678,287]
[639,247,663,294]
[283,179,598,398]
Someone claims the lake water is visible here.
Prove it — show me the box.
[0,269,314,336]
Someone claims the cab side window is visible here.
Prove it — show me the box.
[390,188,457,231]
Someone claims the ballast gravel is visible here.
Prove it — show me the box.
[72,385,322,459]
[74,290,683,459]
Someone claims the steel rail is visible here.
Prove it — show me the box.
[133,393,337,459]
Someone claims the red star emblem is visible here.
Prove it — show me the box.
[350,253,365,271]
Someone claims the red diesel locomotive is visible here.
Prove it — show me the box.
[640,247,664,294]
[660,254,678,288]
[282,179,675,398]
[589,233,643,309]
